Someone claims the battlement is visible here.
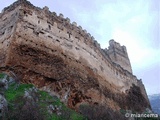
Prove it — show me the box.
[108,39,127,55]
[0,0,101,50]
[105,39,132,73]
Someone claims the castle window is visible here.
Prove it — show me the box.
[10,26,13,29]
[116,71,118,75]
[24,11,27,15]
[48,25,51,30]
[1,31,5,35]
[38,20,40,24]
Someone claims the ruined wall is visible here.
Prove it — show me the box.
[0,0,150,112]
[0,6,20,67]
[8,0,138,92]
[105,39,132,73]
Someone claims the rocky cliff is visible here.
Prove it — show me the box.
[0,0,150,112]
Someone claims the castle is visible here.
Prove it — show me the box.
[0,0,150,112]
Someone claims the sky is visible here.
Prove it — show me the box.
[0,0,159,95]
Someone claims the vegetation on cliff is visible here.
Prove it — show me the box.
[0,73,84,120]
[0,73,159,120]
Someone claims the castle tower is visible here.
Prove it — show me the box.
[106,39,132,73]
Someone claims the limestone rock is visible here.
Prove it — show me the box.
[0,94,7,117]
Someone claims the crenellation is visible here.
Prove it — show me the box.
[83,29,87,34]
[93,40,100,49]
[87,33,91,38]
[51,12,57,17]
[91,36,95,41]
[122,45,126,50]
[43,6,49,13]
[72,21,77,26]
[66,17,70,23]
[78,25,82,30]
[59,13,64,18]
[1,0,100,50]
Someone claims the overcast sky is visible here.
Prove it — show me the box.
[0,0,159,95]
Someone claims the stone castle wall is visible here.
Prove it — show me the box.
[0,0,150,111]
[0,0,143,93]
[106,39,132,73]
[0,6,20,67]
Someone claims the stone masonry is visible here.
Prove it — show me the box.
[0,0,150,112]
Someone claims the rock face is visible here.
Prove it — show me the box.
[0,0,150,112]
[0,94,7,118]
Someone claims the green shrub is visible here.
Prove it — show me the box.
[0,73,5,79]
[4,82,85,120]
[5,83,33,102]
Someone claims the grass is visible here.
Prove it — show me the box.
[4,82,85,120]
[0,73,5,79]
[5,83,34,102]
